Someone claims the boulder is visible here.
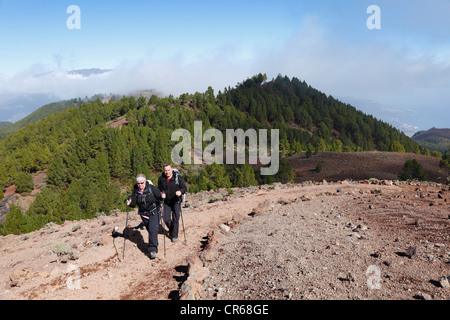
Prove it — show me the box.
[219,224,231,233]
[438,276,450,288]
[179,280,202,300]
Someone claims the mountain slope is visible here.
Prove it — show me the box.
[226,74,420,153]
[412,128,450,154]
[0,122,12,129]
[0,100,78,139]
[0,93,58,125]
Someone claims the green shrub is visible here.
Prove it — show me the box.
[15,172,34,194]
[52,242,79,263]
[0,205,28,235]
[316,161,323,173]
[399,159,426,181]
[209,194,223,203]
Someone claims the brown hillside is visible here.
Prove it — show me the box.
[287,152,447,184]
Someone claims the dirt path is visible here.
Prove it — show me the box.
[0,183,300,300]
[0,181,448,300]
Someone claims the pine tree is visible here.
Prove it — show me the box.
[153,127,171,169]
[137,96,147,109]
[47,157,67,189]
[399,159,426,181]
[1,205,29,235]
[206,163,232,190]
[27,187,62,226]
[241,163,258,187]
[15,172,34,194]
[390,140,405,153]
[316,161,323,173]
[232,164,257,188]
[232,166,245,188]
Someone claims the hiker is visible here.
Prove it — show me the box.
[158,163,187,243]
[127,174,163,259]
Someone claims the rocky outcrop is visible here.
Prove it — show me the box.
[180,230,219,300]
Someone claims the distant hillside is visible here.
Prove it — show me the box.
[0,90,162,140]
[0,93,59,125]
[0,122,12,129]
[0,100,78,139]
[412,127,450,154]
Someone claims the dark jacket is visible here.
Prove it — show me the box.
[129,181,162,214]
[158,171,187,204]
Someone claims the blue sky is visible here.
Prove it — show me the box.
[0,0,449,134]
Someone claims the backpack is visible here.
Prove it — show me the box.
[146,180,161,207]
[172,169,180,186]
[172,169,186,202]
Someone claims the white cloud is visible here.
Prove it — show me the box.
[249,16,450,131]
[1,13,449,130]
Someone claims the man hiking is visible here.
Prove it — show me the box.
[158,163,187,243]
[127,174,163,259]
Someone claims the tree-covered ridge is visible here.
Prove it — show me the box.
[227,74,420,153]
[0,74,425,235]
[0,99,80,140]
[412,128,450,155]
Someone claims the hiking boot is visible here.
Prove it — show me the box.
[149,252,157,259]
[171,237,178,243]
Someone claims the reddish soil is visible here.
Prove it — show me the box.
[287,151,447,184]
[106,118,129,129]
[1,171,47,222]
[200,182,449,300]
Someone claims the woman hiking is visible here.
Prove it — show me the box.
[126,174,163,259]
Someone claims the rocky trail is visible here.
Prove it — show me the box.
[0,180,449,300]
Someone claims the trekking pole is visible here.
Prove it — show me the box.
[180,202,187,244]
[123,194,131,260]
[161,196,166,258]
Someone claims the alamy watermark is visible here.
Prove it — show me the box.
[366,265,382,290]
[171,121,280,176]
[367,5,381,30]
[65,5,379,31]
[66,263,81,290]
[66,5,81,30]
